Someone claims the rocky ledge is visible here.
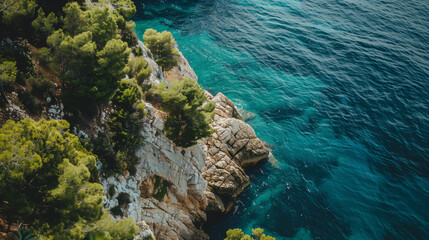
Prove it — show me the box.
[101,43,270,240]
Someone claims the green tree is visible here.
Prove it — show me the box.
[47,2,132,105]
[0,119,138,239]
[225,228,276,240]
[99,0,136,20]
[143,29,179,71]
[48,30,130,103]
[0,60,17,86]
[225,229,245,240]
[155,78,214,147]
[0,60,17,102]
[127,55,152,85]
[1,0,37,30]
[32,8,58,46]
[62,2,88,36]
[106,79,145,173]
[95,39,130,101]
[88,6,120,48]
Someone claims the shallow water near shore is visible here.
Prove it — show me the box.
[132,0,429,239]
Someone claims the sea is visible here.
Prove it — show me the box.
[132,0,429,239]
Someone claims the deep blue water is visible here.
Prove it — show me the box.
[132,0,429,239]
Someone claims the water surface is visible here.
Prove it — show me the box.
[132,0,429,239]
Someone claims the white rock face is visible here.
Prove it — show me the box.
[102,103,209,240]
[100,42,269,240]
[138,41,169,86]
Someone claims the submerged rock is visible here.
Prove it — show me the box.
[237,108,256,122]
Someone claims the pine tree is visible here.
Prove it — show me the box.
[0,119,138,239]
[143,29,179,71]
[155,78,215,147]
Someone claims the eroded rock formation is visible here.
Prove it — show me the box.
[101,44,270,239]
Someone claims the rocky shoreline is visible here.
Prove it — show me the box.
[100,43,270,239]
[0,38,270,239]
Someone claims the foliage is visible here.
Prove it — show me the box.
[0,40,35,81]
[0,60,18,86]
[225,228,276,240]
[105,79,145,173]
[117,192,130,206]
[32,8,58,46]
[108,185,116,198]
[33,47,51,67]
[28,75,55,96]
[1,0,37,36]
[133,46,143,56]
[48,29,130,103]
[18,90,41,115]
[14,229,37,240]
[128,55,152,85]
[98,0,136,20]
[47,2,131,105]
[153,176,169,201]
[109,206,123,217]
[143,29,179,71]
[155,78,214,147]
[120,20,138,48]
[0,119,138,239]
[90,211,138,240]
[88,6,120,48]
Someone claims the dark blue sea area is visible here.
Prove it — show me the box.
[132,0,429,239]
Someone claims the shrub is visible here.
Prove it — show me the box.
[155,78,215,148]
[117,192,130,206]
[14,229,37,240]
[110,206,123,217]
[128,56,152,85]
[34,47,51,67]
[224,228,276,240]
[133,46,143,56]
[28,75,55,96]
[18,90,41,115]
[0,61,18,86]
[153,176,170,201]
[108,185,116,198]
[90,79,146,175]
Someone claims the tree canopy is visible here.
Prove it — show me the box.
[155,78,214,147]
[47,2,132,104]
[0,119,138,239]
[225,228,276,240]
[0,60,17,86]
[127,55,152,85]
[143,29,179,71]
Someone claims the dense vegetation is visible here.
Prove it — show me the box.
[0,119,138,239]
[225,228,276,240]
[0,0,238,238]
[155,77,215,147]
[143,29,179,71]
[85,79,146,175]
[47,2,132,105]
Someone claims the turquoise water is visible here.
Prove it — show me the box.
[132,0,429,239]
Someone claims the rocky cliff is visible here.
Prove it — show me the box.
[99,43,270,240]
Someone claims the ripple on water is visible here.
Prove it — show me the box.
[133,0,429,239]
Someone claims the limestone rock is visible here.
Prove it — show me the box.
[163,48,198,83]
[199,92,269,209]
[102,103,208,240]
